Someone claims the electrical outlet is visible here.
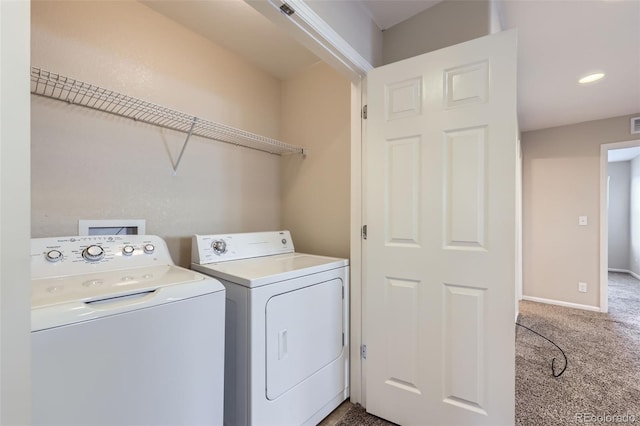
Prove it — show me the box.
[578,282,587,293]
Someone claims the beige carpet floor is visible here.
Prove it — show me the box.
[516,272,640,425]
[333,272,640,425]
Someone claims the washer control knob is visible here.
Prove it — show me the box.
[122,245,135,256]
[45,250,63,263]
[211,239,227,255]
[143,244,155,254]
[82,245,105,262]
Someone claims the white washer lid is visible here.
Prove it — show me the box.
[31,265,225,331]
[192,253,348,288]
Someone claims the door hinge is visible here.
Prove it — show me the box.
[361,344,367,359]
[342,285,345,299]
[361,224,367,240]
[342,332,345,346]
[362,105,367,119]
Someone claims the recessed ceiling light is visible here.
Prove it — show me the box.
[579,72,605,84]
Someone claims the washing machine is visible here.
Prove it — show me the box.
[191,231,349,426]
[31,235,226,426]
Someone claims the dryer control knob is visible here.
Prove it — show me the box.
[143,244,155,254]
[211,239,227,255]
[82,245,105,262]
[122,245,135,256]
[45,249,63,263]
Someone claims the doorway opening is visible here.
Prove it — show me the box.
[599,139,640,312]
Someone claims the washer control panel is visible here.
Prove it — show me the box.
[192,231,294,264]
[32,235,173,279]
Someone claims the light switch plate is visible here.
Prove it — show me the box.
[579,216,588,226]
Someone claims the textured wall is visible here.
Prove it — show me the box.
[280,62,351,259]
[31,0,282,266]
[522,114,639,307]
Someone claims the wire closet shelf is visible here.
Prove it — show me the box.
[30,67,305,160]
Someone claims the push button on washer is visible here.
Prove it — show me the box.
[82,279,104,288]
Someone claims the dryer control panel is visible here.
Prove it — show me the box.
[192,231,294,264]
[31,235,174,279]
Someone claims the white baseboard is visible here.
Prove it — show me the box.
[608,268,640,281]
[521,295,601,312]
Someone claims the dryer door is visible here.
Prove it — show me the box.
[265,278,344,400]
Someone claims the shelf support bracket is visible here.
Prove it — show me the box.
[173,117,197,174]
[282,147,307,158]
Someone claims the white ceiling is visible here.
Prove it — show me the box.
[609,146,640,162]
[143,0,640,133]
[142,0,320,80]
[500,0,640,132]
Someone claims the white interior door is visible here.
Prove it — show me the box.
[364,30,517,425]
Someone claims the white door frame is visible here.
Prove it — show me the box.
[0,1,32,423]
[243,0,371,404]
[516,137,523,319]
[599,139,640,313]
[349,79,365,404]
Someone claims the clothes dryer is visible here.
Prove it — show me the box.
[192,231,349,426]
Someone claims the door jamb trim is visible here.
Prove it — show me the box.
[599,139,640,313]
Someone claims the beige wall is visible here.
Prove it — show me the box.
[522,114,640,307]
[608,161,631,270]
[280,62,351,259]
[31,1,283,267]
[382,0,490,65]
[1,1,31,423]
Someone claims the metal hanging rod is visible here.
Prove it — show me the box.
[30,67,306,171]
